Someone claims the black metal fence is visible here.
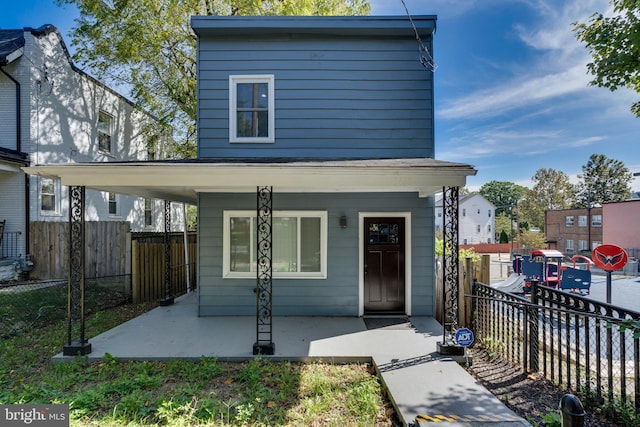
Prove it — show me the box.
[473,281,640,413]
[0,275,131,339]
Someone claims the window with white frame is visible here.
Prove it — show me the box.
[591,215,602,227]
[40,177,60,214]
[144,198,153,227]
[108,192,119,216]
[566,239,574,253]
[578,215,587,227]
[592,241,602,250]
[98,111,113,153]
[488,210,492,217]
[462,209,466,216]
[229,75,274,143]
[223,211,327,278]
[476,225,481,233]
[565,216,574,227]
[578,240,588,251]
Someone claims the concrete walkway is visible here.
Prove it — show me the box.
[54,292,530,426]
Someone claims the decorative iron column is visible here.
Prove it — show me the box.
[63,185,91,356]
[253,186,275,355]
[437,186,463,355]
[160,200,174,306]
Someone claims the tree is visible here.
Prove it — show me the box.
[495,212,514,241]
[479,181,526,215]
[574,0,640,117]
[499,229,509,244]
[574,153,632,207]
[519,168,575,229]
[59,0,371,157]
[516,229,546,253]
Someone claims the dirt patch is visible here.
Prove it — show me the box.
[466,348,621,426]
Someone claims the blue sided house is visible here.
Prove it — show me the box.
[25,16,476,322]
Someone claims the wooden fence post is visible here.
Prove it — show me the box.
[480,254,490,285]
[132,240,139,303]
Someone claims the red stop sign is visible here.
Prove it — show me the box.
[592,245,628,271]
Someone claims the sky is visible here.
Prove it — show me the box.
[2,0,639,192]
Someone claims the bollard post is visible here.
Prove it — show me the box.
[559,394,584,427]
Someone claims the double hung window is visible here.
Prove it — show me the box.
[40,177,60,214]
[98,111,113,153]
[229,75,274,143]
[223,211,327,278]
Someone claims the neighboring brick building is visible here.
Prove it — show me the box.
[544,208,603,255]
[603,200,640,258]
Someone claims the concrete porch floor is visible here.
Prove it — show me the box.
[54,292,530,426]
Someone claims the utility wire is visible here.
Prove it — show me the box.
[400,0,437,72]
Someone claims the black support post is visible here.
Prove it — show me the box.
[63,185,91,356]
[253,186,275,355]
[160,200,174,306]
[438,186,463,355]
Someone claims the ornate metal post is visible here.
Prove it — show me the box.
[437,186,463,355]
[253,186,275,355]
[160,200,174,306]
[63,185,91,355]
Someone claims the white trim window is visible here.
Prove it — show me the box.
[591,215,602,227]
[40,177,60,215]
[144,198,153,227]
[108,192,120,216]
[98,111,114,153]
[223,210,327,278]
[578,215,587,227]
[566,239,574,253]
[565,216,574,227]
[229,75,275,143]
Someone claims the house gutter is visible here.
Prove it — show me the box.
[0,66,30,256]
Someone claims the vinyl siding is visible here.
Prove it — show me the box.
[197,37,434,159]
[198,192,435,316]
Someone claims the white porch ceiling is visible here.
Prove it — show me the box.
[23,158,477,204]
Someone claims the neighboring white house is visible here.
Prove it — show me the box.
[435,193,496,244]
[0,25,183,265]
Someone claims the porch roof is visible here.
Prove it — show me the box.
[23,157,476,204]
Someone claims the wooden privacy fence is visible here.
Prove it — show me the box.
[29,221,130,280]
[131,233,197,303]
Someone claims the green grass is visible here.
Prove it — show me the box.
[0,302,396,426]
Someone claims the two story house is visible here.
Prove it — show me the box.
[1,25,179,275]
[435,193,495,244]
[25,16,476,318]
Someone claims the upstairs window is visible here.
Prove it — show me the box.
[98,111,113,153]
[565,216,574,227]
[591,215,602,227]
[229,75,274,143]
[578,215,587,227]
[144,199,153,227]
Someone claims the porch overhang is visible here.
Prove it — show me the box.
[23,158,476,204]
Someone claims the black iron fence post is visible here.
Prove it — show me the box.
[529,282,539,372]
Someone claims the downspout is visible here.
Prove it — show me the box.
[1,66,30,257]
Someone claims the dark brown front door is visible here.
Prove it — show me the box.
[364,217,405,314]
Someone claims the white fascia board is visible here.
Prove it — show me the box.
[23,162,475,201]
